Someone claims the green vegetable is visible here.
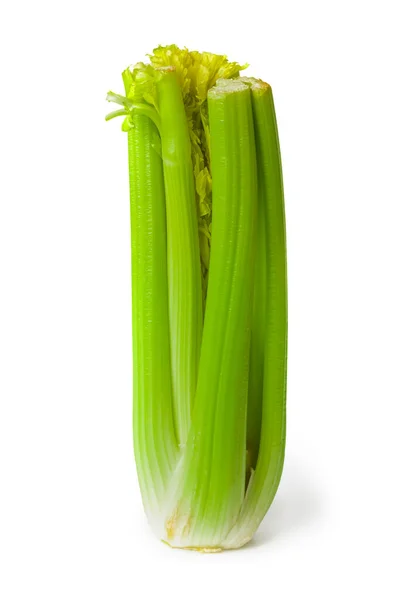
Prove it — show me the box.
[106,45,287,551]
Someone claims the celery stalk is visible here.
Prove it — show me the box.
[246,158,268,473]
[155,69,203,447]
[163,80,258,549]
[106,46,287,552]
[224,80,287,548]
[128,114,178,519]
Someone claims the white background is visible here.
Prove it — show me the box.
[1,0,399,598]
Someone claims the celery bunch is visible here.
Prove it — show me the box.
[106,45,287,551]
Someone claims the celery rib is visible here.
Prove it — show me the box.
[107,46,288,552]
[246,172,268,473]
[156,70,203,448]
[224,81,287,548]
[164,81,258,548]
[128,114,178,517]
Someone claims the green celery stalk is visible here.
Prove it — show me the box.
[224,79,287,548]
[155,69,203,447]
[164,80,258,549]
[128,113,178,519]
[106,46,287,551]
